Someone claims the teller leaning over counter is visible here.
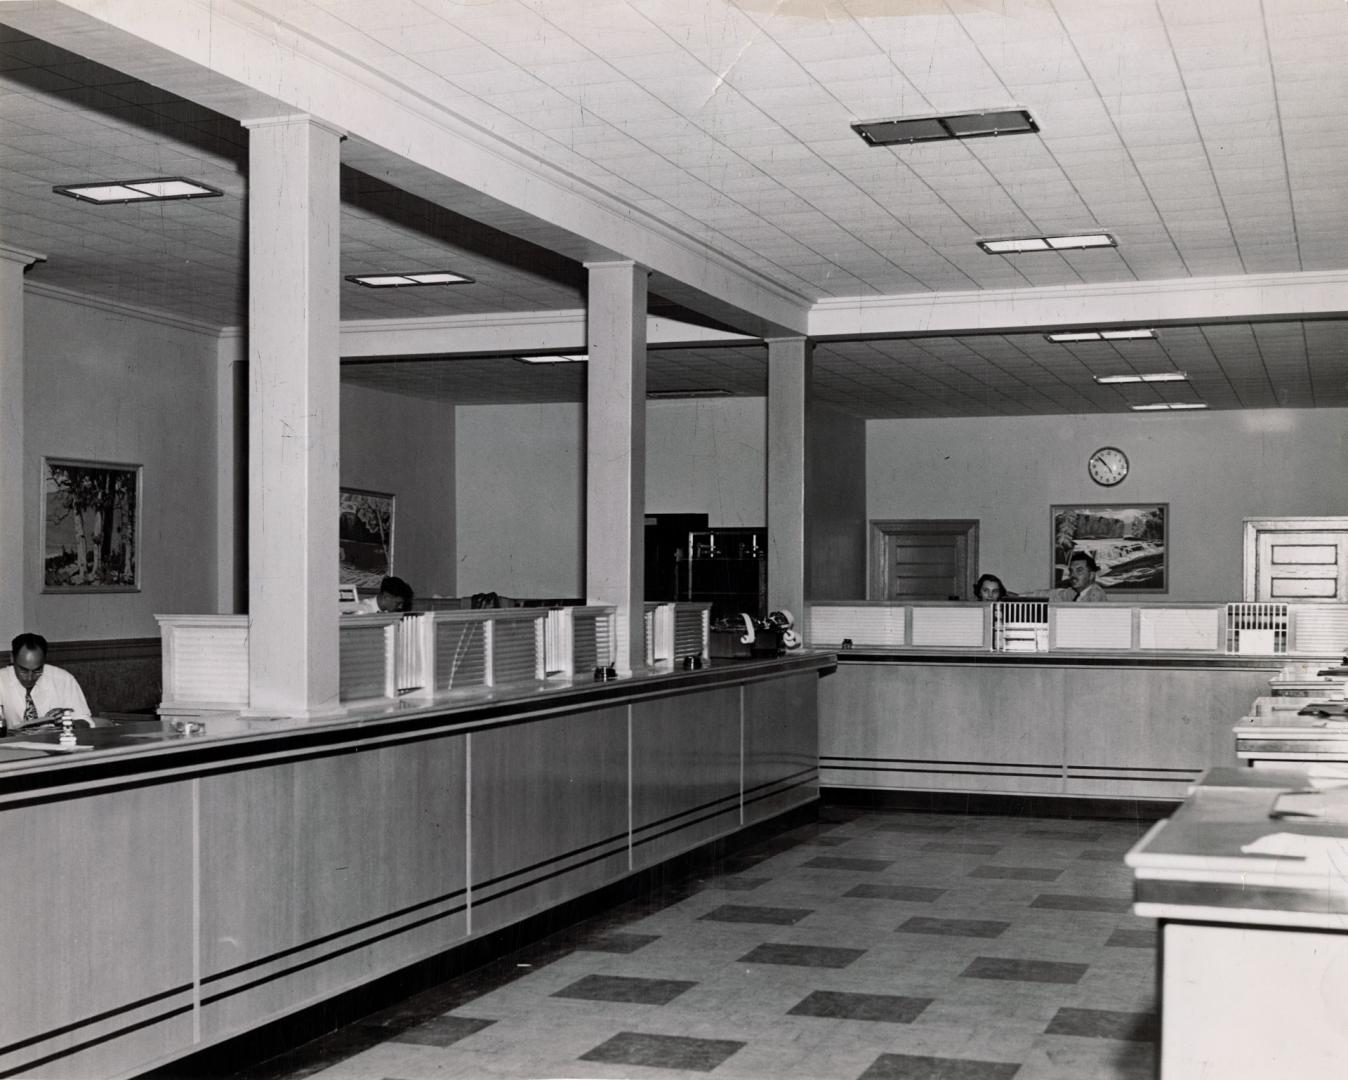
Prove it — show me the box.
[1048,551,1109,602]
[0,632,93,733]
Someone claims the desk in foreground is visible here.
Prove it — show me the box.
[1126,766,1348,1079]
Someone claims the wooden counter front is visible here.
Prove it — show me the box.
[0,654,829,1080]
[819,651,1281,801]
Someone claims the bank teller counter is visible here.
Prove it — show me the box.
[809,599,1348,804]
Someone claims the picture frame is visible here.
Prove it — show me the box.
[339,487,395,590]
[41,457,142,592]
[1051,503,1168,593]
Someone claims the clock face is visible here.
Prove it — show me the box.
[1088,446,1129,486]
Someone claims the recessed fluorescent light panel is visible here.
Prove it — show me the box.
[852,108,1037,146]
[53,177,223,204]
[516,354,587,364]
[1131,402,1207,411]
[1095,372,1188,385]
[1048,329,1156,343]
[647,388,733,399]
[345,271,474,287]
[980,233,1116,254]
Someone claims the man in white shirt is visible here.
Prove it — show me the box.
[1049,551,1110,603]
[0,632,92,733]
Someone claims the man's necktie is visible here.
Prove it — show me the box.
[23,689,38,725]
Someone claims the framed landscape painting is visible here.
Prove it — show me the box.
[1051,503,1167,593]
[42,457,141,592]
[339,488,394,589]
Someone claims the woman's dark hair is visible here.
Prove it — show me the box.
[973,574,1006,600]
[379,576,414,612]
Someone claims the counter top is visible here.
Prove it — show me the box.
[0,651,835,795]
[834,648,1289,669]
[1126,765,1348,929]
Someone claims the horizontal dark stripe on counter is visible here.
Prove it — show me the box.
[832,650,1286,670]
[0,653,834,804]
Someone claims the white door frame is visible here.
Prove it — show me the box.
[1243,516,1348,602]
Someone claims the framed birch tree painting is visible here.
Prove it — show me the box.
[41,457,142,592]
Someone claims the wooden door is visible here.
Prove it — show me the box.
[1253,528,1348,601]
[871,519,978,601]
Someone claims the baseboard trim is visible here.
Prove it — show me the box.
[822,786,1178,821]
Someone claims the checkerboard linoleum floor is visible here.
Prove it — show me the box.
[236,807,1159,1080]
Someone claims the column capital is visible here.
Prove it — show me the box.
[241,113,346,139]
[0,245,46,269]
[583,259,649,274]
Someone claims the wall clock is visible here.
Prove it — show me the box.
[1088,446,1129,486]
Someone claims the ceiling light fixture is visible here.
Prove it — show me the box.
[979,233,1116,254]
[852,108,1037,147]
[346,271,474,287]
[1048,329,1156,343]
[53,176,224,204]
[1095,372,1188,385]
[647,388,733,399]
[1131,402,1207,411]
[516,354,587,364]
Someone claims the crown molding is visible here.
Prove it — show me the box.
[23,281,228,338]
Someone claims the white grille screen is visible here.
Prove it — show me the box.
[674,608,706,658]
[492,618,540,685]
[1289,605,1348,655]
[340,624,388,701]
[1138,608,1220,651]
[436,621,487,689]
[807,605,905,647]
[1055,608,1133,650]
[910,607,984,647]
[170,626,249,704]
[993,601,1047,652]
[1226,603,1289,654]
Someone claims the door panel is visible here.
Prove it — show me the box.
[1255,530,1348,602]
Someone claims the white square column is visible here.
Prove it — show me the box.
[0,245,44,638]
[585,261,647,674]
[767,337,811,620]
[243,115,343,716]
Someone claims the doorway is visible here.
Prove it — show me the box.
[1244,517,1348,602]
[870,519,979,601]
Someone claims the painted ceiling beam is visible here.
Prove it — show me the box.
[809,270,1348,339]
[6,0,810,338]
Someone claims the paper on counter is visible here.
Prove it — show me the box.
[1269,785,1348,823]
[0,740,91,754]
[1241,832,1348,873]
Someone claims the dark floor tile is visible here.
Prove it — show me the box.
[845,883,946,903]
[858,1051,1022,1079]
[1045,1006,1158,1042]
[871,821,958,834]
[897,916,1009,939]
[390,1015,495,1047]
[961,956,1088,985]
[551,973,695,1005]
[698,903,813,926]
[706,875,771,891]
[579,1030,745,1072]
[802,855,895,871]
[788,989,932,1024]
[738,942,867,968]
[922,841,1002,855]
[1030,893,1131,914]
[1076,849,1130,862]
[968,865,1063,882]
[804,835,852,847]
[1026,826,1106,841]
[575,931,660,954]
[1107,928,1158,948]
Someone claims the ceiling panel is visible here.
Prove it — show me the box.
[2,2,1347,418]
